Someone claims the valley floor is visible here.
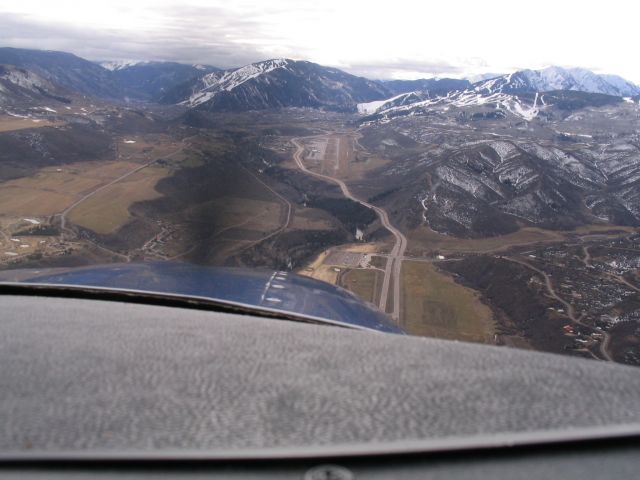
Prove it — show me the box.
[0,106,638,366]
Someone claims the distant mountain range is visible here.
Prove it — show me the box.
[381,78,470,96]
[157,58,390,112]
[0,47,639,113]
[358,67,640,121]
[473,67,640,97]
[0,48,220,104]
[0,47,122,99]
[102,61,220,101]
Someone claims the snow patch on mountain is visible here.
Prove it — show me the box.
[186,59,291,107]
[100,60,145,71]
[357,92,417,114]
[473,66,640,97]
[361,89,542,121]
[0,67,51,90]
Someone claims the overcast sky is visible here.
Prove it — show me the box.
[1,0,638,82]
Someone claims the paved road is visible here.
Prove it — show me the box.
[292,137,407,322]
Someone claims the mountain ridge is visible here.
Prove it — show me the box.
[0,47,638,114]
[0,47,123,99]
[102,61,220,101]
[158,58,391,112]
[473,66,640,97]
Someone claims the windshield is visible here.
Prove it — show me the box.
[0,0,638,362]
[0,0,639,458]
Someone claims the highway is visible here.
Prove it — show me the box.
[292,137,407,322]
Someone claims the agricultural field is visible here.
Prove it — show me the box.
[400,260,495,343]
[341,268,381,305]
[0,161,142,216]
[67,164,170,234]
[0,116,63,132]
[406,224,637,257]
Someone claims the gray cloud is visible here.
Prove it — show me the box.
[2,1,639,83]
[343,60,468,80]
[0,11,267,68]
[0,9,474,80]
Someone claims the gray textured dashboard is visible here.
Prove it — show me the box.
[1,295,640,456]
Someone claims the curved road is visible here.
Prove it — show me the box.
[502,256,613,361]
[292,137,407,322]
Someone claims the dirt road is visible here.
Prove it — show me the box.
[57,136,194,240]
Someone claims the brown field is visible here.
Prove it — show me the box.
[118,136,188,163]
[407,224,637,256]
[0,161,141,216]
[68,165,170,234]
[370,255,387,269]
[0,133,192,235]
[289,207,334,230]
[401,260,495,343]
[0,187,75,216]
[192,196,283,237]
[344,153,388,181]
[341,268,381,305]
[298,249,341,284]
[0,116,62,132]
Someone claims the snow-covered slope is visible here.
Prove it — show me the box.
[100,60,144,71]
[0,47,123,99]
[358,89,545,121]
[359,67,632,122]
[0,64,70,106]
[357,92,426,114]
[186,59,290,107]
[473,67,640,97]
[160,59,391,112]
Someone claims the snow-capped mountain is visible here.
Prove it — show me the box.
[103,61,220,101]
[473,67,640,97]
[361,117,640,237]
[99,60,144,71]
[359,87,624,123]
[159,59,391,112]
[357,92,420,115]
[358,66,637,122]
